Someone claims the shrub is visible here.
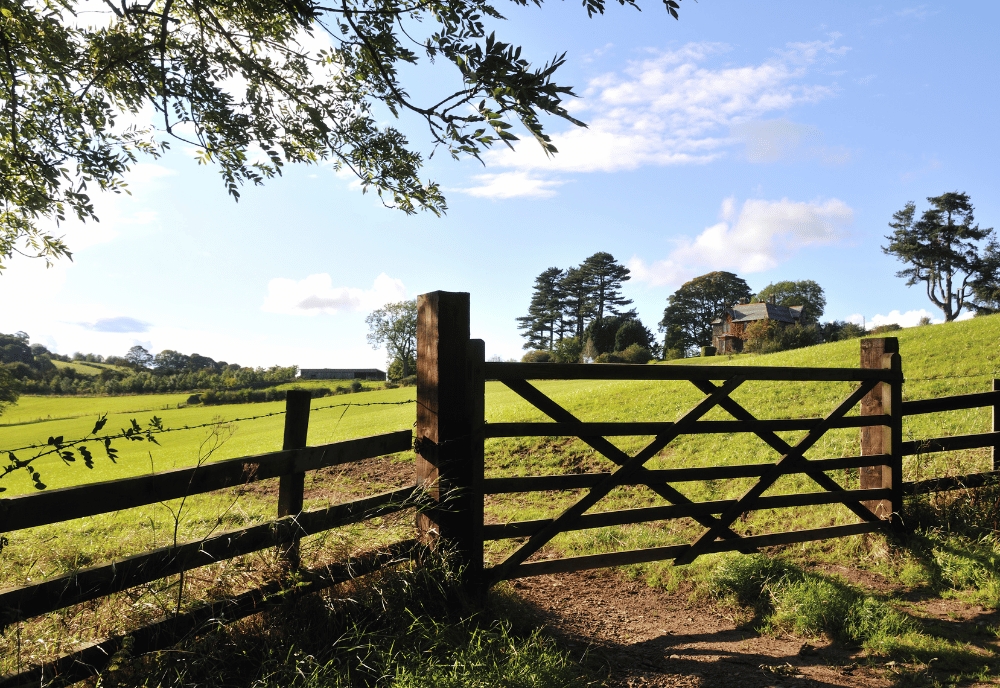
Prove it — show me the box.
[399,375,417,387]
[614,320,648,352]
[867,323,902,336]
[186,394,201,405]
[521,350,552,363]
[621,344,651,364]
[552,336,583,363]
[594,352,625,363]
[663,347,685,361]
[700,346,717,357]
[350,380,363,393]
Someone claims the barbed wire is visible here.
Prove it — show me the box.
[1,399,417,457]
[905,370,999,382]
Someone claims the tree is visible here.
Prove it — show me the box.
[756,280,826,325]
[366,300,417,378]
[883,192,1000,322]
[658,271,752,354]
[560,266,597,339]
[0,0,685,271]
[0,365,20,416]
[579,252,633,323]
[124,345,153,370]
[516,267,565,350]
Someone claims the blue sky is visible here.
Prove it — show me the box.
[3,1,998,370]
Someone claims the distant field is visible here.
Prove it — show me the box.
[2,315,996,498]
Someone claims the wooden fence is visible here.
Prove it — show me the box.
[0,391,415,688]
[1,289,998,686]
[413,291,1000,589]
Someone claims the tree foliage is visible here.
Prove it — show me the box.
[517,252,633,350]
[366,300,417,377]
[756,280,826,324]
[883,192,1000,321]
[0,0,684,270]
[579,251,632,322]
[516,267,564,350]
[659,271,752,353]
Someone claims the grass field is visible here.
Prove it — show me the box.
[1,315,998,683]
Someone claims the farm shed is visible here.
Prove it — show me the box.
[299,368,387,381]
[711,303,804,354]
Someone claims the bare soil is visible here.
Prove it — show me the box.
[506,566,1000,688]
[258,456,1000,687]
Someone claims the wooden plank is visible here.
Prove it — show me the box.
[688,378,881,527]
[498,378,755,552]
[483,488,891,540]
[482,455,888,494]
[902,389,1000,416]
[901,432,1000,456]
[994,380,999,471]
[673,378,879,566]
[489,377,747,585]
[277,390,311,571]
[905,470,1000,495]
[484,416,884,438]
[0,487,418,624]
[494,522,883,580]
[0,542,415,688]
[0,431,413,532]
[485,361,898,383]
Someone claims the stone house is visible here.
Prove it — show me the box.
[711,303,804,354]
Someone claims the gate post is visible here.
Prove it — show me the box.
[860,338,902,530]
[415,291,484,589]
[278,389,311,571]
[993,379,999,471]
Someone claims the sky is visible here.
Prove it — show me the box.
[3,1,999,370]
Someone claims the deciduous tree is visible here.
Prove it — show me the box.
[882,192,1000,321]
[756,280,826,324]
[366,300,417,378]
[0,0,685,271]
[658,271,752,354]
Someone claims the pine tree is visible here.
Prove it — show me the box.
[517,267,565,350]
[560,266,597,339]
[579,252,633,323]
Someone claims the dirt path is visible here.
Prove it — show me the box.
[508,569,918,688]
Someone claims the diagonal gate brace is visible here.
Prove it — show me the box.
[501,378,757,553]
[673,378,879,565]
[689,379,883,525]
[490,377,746,584]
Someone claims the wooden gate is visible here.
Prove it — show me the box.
[413,292,903,588]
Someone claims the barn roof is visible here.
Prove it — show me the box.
[711,303,804,324]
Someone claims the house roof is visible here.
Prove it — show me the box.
[711,303,804,324]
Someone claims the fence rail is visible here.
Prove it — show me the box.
[2,289,998,687]
[0,391,417,687]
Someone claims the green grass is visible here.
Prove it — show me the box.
[1,315,999,683]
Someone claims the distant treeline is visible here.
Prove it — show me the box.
[0,332,299,396]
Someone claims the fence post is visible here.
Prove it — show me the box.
[415,291,484,590]
[860,338,901,527]
[993,379,999,471]
[278,389,311,572]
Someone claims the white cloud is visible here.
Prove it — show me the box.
[459,39,849,198]
[458,172,566,199]
[629,196,854,287]
[847,308,974,329]
[261,272,407,316]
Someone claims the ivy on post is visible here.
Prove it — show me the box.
[860,337,903,530]
[278,389,311,572]
[415,291,485,592]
